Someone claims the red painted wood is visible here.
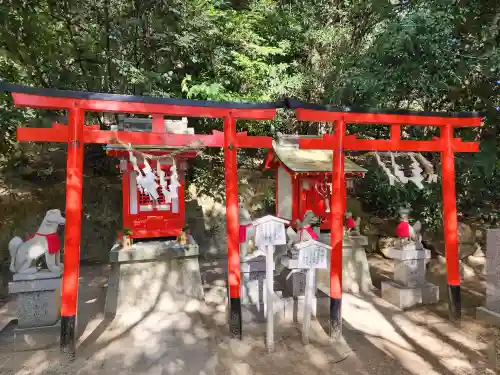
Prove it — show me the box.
[17,127,69,142]
[87,129,225,147]
[223,115,240,299]
[106,149,199,159]
[295,108,483,127]
[391,124,401,141]
[12,93,277,120]
[152,114,164,133]
[291,174,300,227]
[18,124,272,149]
[236,135,273,148]
[299,135,479,152]
[61,108,85,318]
[122,168,131,234]
[441,124,460,286]
[330,122,345,300]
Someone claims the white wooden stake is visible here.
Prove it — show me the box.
[302,267,315,344]
[253,215,288,353]
[266,243,274,352]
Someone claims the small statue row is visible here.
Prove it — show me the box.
[239,205,425,257]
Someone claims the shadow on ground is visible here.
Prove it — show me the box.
[0,255,494,375]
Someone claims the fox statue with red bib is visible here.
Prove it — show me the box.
[9,209,66,275]
[395,207,423,250]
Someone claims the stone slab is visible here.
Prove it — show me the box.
[315,244,373,294]
[13,270,61,281]
[281,255,299,269]
[110,236,199,263]
[387,248,431,260]
[104,256,204,317]
[319,233,368,248]
[241,256,274,273]
[343,235,369,247]
[0,320,60,352]
[12,288,61,329]
[477,306,500,327]
[381,280,439,310]
[283,268,311,297]
[9,277,61,294]
[393,258,426,287]
[485,228,500,312]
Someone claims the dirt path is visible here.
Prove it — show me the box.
[0,257,495,375]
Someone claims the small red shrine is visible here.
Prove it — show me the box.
[105,116,196,239]
[263,134,366,230]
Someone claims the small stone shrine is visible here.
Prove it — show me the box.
[381,208,439,309]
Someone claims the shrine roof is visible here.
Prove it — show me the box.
[271,135,367,173]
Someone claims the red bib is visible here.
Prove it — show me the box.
[300,226,319,241]
[345,218,356,229]
[27,233,61,254]
[239,224,252,243]
[396,222,410,238]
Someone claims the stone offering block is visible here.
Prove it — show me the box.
[381,281,439,310]
[387,247,430,261]
[316,234,373,294]
[8,271,61,329]
[104,238,204,318]
[394,259,426,287]
[279,256,316,297]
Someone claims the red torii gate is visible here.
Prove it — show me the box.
[288,99,483,338]
[2,83,279,357]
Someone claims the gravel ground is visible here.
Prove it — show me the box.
[0,255,496,375]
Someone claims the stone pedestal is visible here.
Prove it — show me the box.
[278,255,318,323]
[279,256,314,298]
[104,237,204,318]
[240,255,284,322]
[8,270,61,329]
[381,246,439,309]
[477,229,500,349]
[316,234,373,294]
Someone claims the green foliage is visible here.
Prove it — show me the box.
[0,0,499,227]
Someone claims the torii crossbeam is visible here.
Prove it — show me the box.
[289,100,483,339]
[1,83,281,358]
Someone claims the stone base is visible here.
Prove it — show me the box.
[316,234,373,294]
[381,281,439,309]
[387,247,431,260]
[0,320,60,352]
[477,306,500,327]
[8,274,61,329]
[240,256,276,305]
[282,295,317,322]
[241,292,285,323]
[105,239,204,317]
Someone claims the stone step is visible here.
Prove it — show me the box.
[381,281,439,310]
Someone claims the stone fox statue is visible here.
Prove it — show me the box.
[9,209,66,275]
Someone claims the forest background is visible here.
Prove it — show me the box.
[0,0,499,297]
